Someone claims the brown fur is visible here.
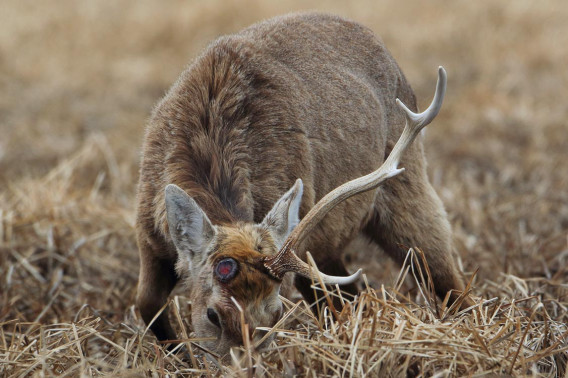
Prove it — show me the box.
[136,12,467,357]
[210,225,277,303]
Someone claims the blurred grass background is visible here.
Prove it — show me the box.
[1,0,567,375]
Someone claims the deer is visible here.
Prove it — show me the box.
[135,12,469,358]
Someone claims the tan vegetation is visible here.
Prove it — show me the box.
[1,0,567,376]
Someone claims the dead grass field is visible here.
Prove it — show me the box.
[1,0,567,376]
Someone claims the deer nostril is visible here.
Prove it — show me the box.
[207,308,221,328]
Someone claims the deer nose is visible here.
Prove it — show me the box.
[207,307,222,328]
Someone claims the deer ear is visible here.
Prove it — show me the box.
[261,179,303,249]
[165,184,216,264]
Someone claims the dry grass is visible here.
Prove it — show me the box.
[1,0,567,376]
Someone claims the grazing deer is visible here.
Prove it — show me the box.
[135,12,467,357]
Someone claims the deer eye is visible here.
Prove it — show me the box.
[215,258,238,282]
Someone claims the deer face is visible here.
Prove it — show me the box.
[164,180,303,357]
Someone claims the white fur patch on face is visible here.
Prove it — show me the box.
[251,293,282,350]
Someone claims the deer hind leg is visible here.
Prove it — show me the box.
[136,238,178,345]
[364,169,467,306]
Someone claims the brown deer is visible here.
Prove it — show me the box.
[135,12,468,357]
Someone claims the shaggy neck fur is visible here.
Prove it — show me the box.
[150,39,273,234]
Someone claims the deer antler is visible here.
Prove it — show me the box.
[263,67,448,284]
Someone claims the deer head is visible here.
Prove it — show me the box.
[165,66,447,357]
[165,178,360,355]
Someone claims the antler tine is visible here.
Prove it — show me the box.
[395,66,447,144]
[263,245,363,285]
[264,67,447,284]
